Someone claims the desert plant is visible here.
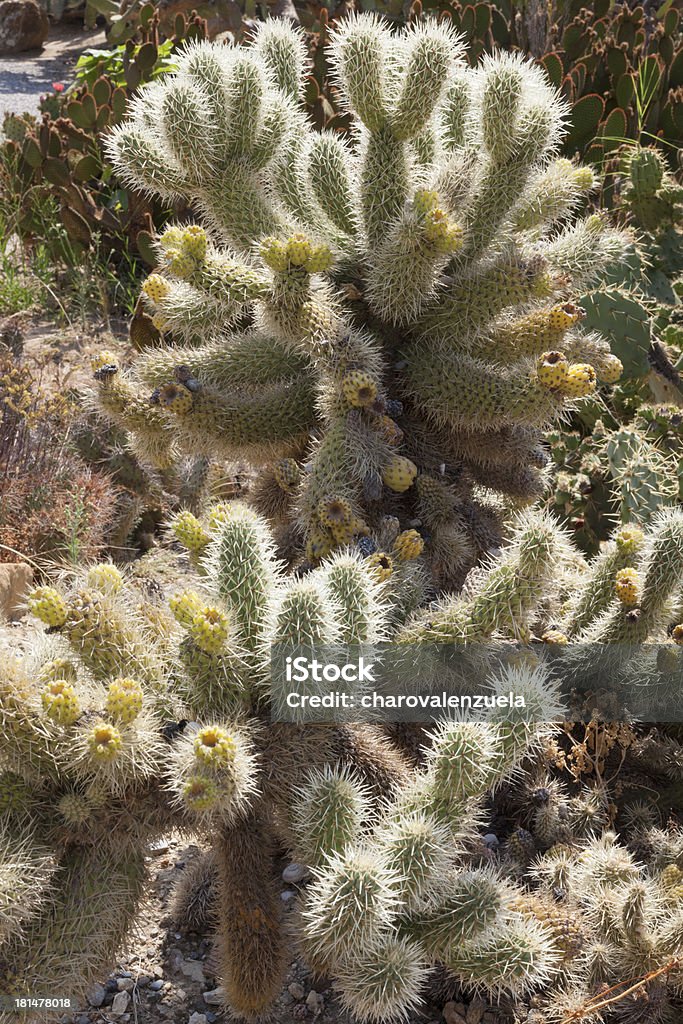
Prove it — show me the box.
[547,145,682,552]
[98,16,630,587]
[4,503,683,1018]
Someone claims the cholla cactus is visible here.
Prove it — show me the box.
[4,502,683,1017]
[101,16,627,583]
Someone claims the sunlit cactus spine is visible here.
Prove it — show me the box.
[298,660,569,1021]
[100,15,627,584]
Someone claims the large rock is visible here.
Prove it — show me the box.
[0,563,33,621]
[0,1,48,55]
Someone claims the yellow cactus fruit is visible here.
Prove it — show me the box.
[158,383,194,416]
[87,722,123,761]
[166,250,196,279]
[169,589,205,628]
[381,455,418,492]
[672,624,683,646]
[597,353,623,384]
[90,350,119,373]
[182,225,208,261]
[172,511,210,553]
[423,208,463,253]
[307,243,334,273]
[413,189,439,214]
[28,586,68,628]
[39,657,77,682]
[318,495,353,532]
[548,302,585,331]
[286,232,312,267]
[393,529,424,561]
[87,563,123,595]
[661,864,683,889]
[190,605,230,654]
[341,370,378,409]
[561,363,597,399]
[331,515,369,545]
[615,525,644,555]
[377,414,403,446]
[259,236,289,272]
[106,677,144,724]
[573,165,596,190]
[306,525,333,564]
[194,725,236,768]
[615,567,641,608]
[159,225,185,250]
[537,351,569,389]
[41,679,80,726]
[542,629,569,646]
[206,502,233,531]
[142,273,170,303]
[181,774,221,812]
[152,314,169,332]
[367,551,394,582]
[274,458,301,492]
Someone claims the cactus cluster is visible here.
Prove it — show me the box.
[98,15,630,585]
[3,501,683,1017]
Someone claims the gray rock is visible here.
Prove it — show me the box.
[0,0,47,54]
[282,862,308,884]
[137,975,151,987]
[443,1003,467,1024]
[149,980,164,991]
[202,987,225,1006]
[466,998,487,1024]
[180,959,205,984]
[281,889,296,903]
[288,983,305,1000]
[110,991,130,1016]
[86,983,106,1008]
[117,979,134,992]
[306,990,324,1013]
[188,1014,208,1024]
[150,839,171,856]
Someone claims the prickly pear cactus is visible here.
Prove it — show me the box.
[100,17,628,585]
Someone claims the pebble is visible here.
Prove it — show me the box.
[180,958,206,983]
[86,983,106,1008]
[467,999,487,1024]
[117,979,134,992]
[110,991,130,1016]
[282,862,308,884]
[137,975,151,987]
[149,979,164,991]
[206,1014,217,1023]
[281,889,296,903]
[443,1003,467,1024]
[482,833,499,850]
[288,983,305,1000]
[281,992,294,1005]
[306,989,324,1013]
[188,1014,208,1024]
[202,987,225,1006]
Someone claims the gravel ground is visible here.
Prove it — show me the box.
[0,24,105,122]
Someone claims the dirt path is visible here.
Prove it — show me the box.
[0,24,106,122]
